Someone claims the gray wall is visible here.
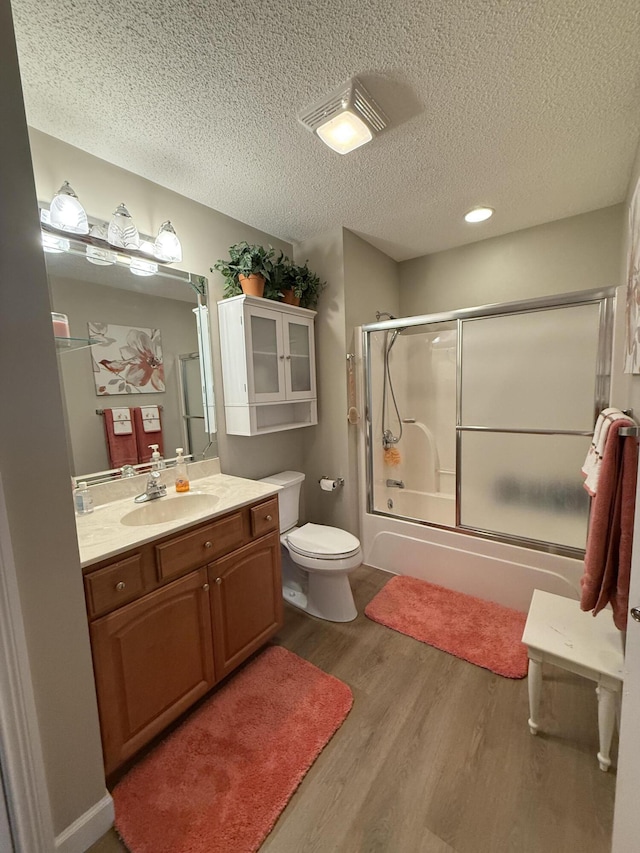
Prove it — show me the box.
[51,274,200,475]
[0,0,107,835]
[29,130,306,480]
[399,204,624,316]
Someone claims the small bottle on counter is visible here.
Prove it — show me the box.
[174,448,190,493]
[74,481,94,515]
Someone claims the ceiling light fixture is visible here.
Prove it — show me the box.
[299,76,388,155]
[49,181,89,234]
[154,220,183,263]
[107,202,140,249]
[464,206,494,223]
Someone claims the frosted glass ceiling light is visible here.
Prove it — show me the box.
[49,181,89,234]
[107,202,140,249]
[299,77,388,155]
[464,206,494,223]
[153,220,182,263]
[86,223,117,265]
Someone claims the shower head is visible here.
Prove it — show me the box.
[375,311,396,321]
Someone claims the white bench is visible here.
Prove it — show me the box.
[522,589,625,771]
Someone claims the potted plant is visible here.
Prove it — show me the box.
[271,252,300,305]
[287,262,326,309]
[212,242,274,298]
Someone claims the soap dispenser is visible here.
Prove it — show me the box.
[149,444,165,470]
[174,448,190,493]
[74,481,94,515]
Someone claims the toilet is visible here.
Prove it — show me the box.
[259,471,360,622]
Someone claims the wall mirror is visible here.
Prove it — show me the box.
[44,231,217,482]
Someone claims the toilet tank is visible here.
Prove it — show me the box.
[259,471,305,533]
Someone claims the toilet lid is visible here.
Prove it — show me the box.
[286,523,361,558]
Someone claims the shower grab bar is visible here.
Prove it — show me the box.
[456,425,593,436]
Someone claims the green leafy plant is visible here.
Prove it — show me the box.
[287,261,326,309]
[212,242,275,298]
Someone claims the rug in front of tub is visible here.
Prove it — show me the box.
[113,646,353,853]
[365,575,528,678]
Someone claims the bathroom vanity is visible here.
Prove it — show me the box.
[77,467,282,775]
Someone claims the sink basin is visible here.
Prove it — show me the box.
[120,493,220,527]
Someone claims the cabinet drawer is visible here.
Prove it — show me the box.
[85,555,144,619]
[250,497,279,539]
[155,512,244,580]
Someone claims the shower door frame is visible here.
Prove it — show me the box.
[362,286,616,558]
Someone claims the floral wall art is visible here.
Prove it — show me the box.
[89,322,165,395]
[625,178,640,374]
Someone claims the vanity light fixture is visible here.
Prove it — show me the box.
[129,258,158,277]
[154,221,183,263]
[42,232,70,254]
[86,223,117,266]
[49,181,89,234]
[107,202,140,249]
[464,206,494,223]
[298,77,388,155]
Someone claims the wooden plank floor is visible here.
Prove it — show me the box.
[89,566,615,853]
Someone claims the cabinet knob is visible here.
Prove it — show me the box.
[203,583,210,591]
[265,514,272,521]
[279,355,285,360]
[115,581,126,592]
[286,355,291,360]
[215,577,222,585]
[204,541,213,549]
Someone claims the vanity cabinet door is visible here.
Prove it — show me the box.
[90,567,214,775]
[209,532,283,680]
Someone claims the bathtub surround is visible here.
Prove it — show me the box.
[113,646,353,853]
[365,576,529,678]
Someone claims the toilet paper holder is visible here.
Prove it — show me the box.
[318,476,345,491]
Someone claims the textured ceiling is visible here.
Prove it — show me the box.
[11,0,640,260]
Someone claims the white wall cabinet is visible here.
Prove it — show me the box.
[218,295,317,435]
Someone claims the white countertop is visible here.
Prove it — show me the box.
[76,461,280,568]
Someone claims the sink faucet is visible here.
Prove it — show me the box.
[134,471,167,503]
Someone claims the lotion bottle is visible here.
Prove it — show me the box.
[174,448,190,493]
[74,481,94,515]
[149,444,165,470]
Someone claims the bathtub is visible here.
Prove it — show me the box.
[374,487,455,528]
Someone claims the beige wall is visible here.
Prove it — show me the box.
[29,129,306,480]
[1,0,107,836]
[399,205,624,317]
[618,141,640,413]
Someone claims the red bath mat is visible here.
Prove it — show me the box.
[365,575,528,678]
[113,646,353,853]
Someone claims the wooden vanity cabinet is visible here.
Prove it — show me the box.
[84,496,282,775]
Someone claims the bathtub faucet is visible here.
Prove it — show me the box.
[386,479,405,489]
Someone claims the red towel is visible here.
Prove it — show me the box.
[103,409,138,469]
[132,407,164,463]
[580,419,638,630]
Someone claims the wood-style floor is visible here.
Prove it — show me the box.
[89,566,615,853]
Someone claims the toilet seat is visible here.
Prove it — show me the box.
[286,523,361,560]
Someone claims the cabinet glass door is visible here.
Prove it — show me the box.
[248,308,285,402]
[284,316,315,399]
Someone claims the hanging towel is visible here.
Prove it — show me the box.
[581,407,628,496]
[103,408,138,468]
[110,407,133,435]
[133,406,164,463]
[580,418,638,630]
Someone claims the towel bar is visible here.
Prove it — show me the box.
[96,406,164,415]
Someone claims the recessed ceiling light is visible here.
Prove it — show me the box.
[464,206,494,223]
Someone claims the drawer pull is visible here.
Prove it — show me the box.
[115,581,126,592]
[203,583,210,591]
[265,514,272,521]
[204,541,213,549]
[215,577,222,585]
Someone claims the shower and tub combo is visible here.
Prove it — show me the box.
[359,287,617,611]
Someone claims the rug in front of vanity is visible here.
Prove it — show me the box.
[113,646,353,853]
[365,575,528,678]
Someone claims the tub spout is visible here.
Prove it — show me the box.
[386,479,405,489]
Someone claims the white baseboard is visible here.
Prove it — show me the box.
[55,793,114,853]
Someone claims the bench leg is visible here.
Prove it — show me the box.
[597,684,617,771]
[527,656,542,735]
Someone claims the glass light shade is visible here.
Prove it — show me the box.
[464,206,494,223]
[130,258,158,277]
[49,181,89,234]
[316,110,372,154]
[42,231,70,253]
[153,220,182,262]
[86,246,117,266]
[107,203,140,249]
[139,239,156,256]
